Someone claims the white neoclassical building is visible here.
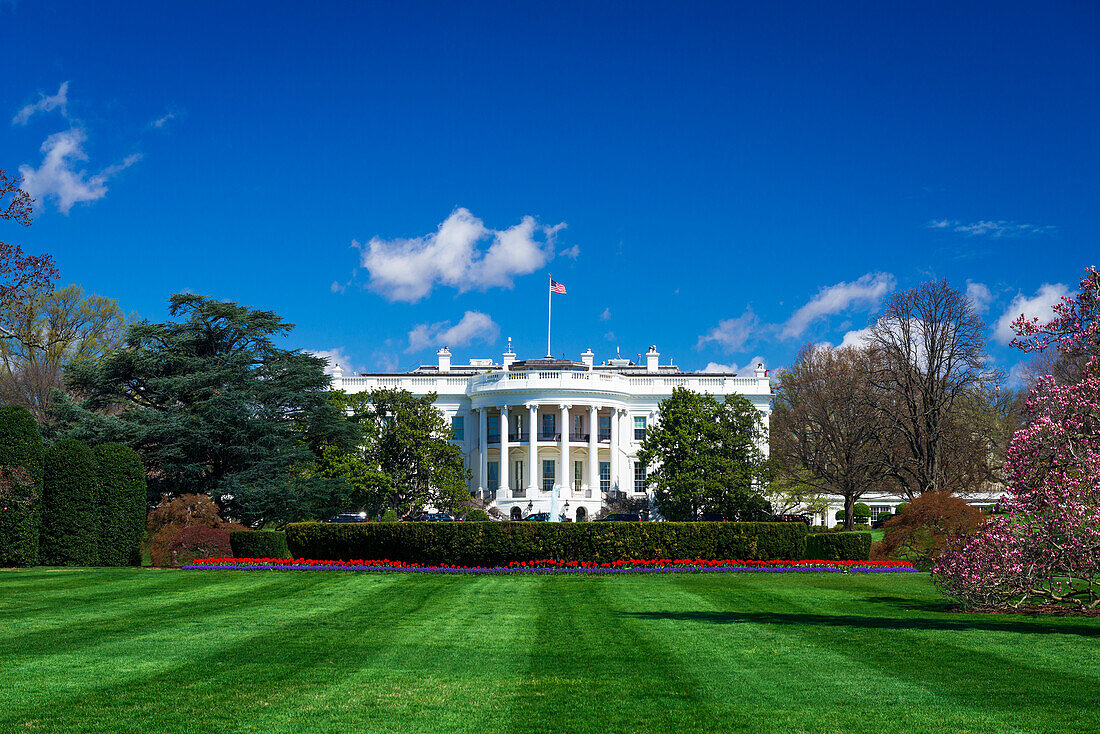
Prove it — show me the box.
[331,341,772,521]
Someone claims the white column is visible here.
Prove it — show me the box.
[588,405,598,497]
[500,405,510,500]
[560,404,570,497]
[609,408,621,496]
[528,403,538,494]
[478,407,488,499]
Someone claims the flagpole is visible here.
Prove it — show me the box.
[546,273,552,357]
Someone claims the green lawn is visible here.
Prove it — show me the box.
[2,569,1098,733]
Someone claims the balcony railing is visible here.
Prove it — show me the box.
[537,432,561,441]
[598,431,611,442]
[487,434,500,444]
[509,432,529,442]
[569,432,589,442]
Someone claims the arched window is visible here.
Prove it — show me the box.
[576,506,587,522]
[510,506,522,520]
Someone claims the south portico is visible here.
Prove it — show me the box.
[469,400,631,521]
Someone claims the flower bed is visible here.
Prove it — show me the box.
[183,557,917,574]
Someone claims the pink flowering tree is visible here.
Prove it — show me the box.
[933,267,1100,609]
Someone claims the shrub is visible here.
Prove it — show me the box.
[804,532,872,561]
[879,491,981,569]
[285,521,808,565]
[94,443,147,566]
[40,439,100,566]
[834,510,845,522]
[230,530,290,559]
[464,509,490,522]
[0,406,46,567]
[853,502,871,519]
[895,502,909,515]
[168,526,235,566]
[380,508,399,523]
[147,494,227,567]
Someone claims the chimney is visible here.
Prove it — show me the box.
[754,362,768,385]
[646,345,659,373]
[581,348,594,368]
[503,337,516,370]
[437,346,451,372]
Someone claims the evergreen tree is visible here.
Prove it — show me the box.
[40,438,99,565]
[94,443,147,566]
[53,294,355,524]
[0,405,45,566]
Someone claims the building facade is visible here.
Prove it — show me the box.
[331,342,773,521]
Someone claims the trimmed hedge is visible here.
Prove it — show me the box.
[0,406,46,567]
[805,532,872,561]
[230,530,290,559]
[285,521,808,565]
[40,439,100,566]
[94,443,147,566]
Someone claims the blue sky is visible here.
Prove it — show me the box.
[2,2,1098,381]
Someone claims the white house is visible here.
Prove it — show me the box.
[331,340,773,521]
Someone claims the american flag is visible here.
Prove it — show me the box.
[550,279,567,295]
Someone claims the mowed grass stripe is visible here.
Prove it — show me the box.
[2,570,1099,733]
[662,573,1100,734]
[0,571,414,731]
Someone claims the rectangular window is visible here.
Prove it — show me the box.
[573,414,583,438]
[575,460,583,489]
[634,416,647,441]
[451,415,464,441]
[598,415,611,441]
[487,461,499,491]
[512,414,522,438]
[513,460,524,489]
[599,462,610,492]
[871,506,891,521]
[634,462,647,493]
[487,414,500,441]
[542,459,555,492]
[542,413,556,438]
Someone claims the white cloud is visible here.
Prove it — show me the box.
[1006,361,1031,388]
[600,307,611,321]
[838,326,874,349]
[928,219,1055,238]
[306,348,359,376]
[560,244,580,259]
[12,81,68,125]
[406,310,500,353]
[697,308,759,352]
[604,331,616,341]
[966,280,993,312]
[780,273,895,340]
[993,283,1070,345]
[149,112,176,129]
[358,208,566,302]
[18,128,141,214]
[701,356,766,374]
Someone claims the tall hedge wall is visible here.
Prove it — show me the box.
[40,439,101,566]
[0,406,46,567]
[94,443,148,566]
[804,532,872,561]
[286,521,808,565]
[230,530,290,559]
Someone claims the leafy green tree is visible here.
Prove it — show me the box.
[0,405,45,566]
[40,438,99,565]
[637,387,771,521]
[0,285,126,424]
[94,443,147,566]
[327,388,470,516]
[53,294,354,524]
